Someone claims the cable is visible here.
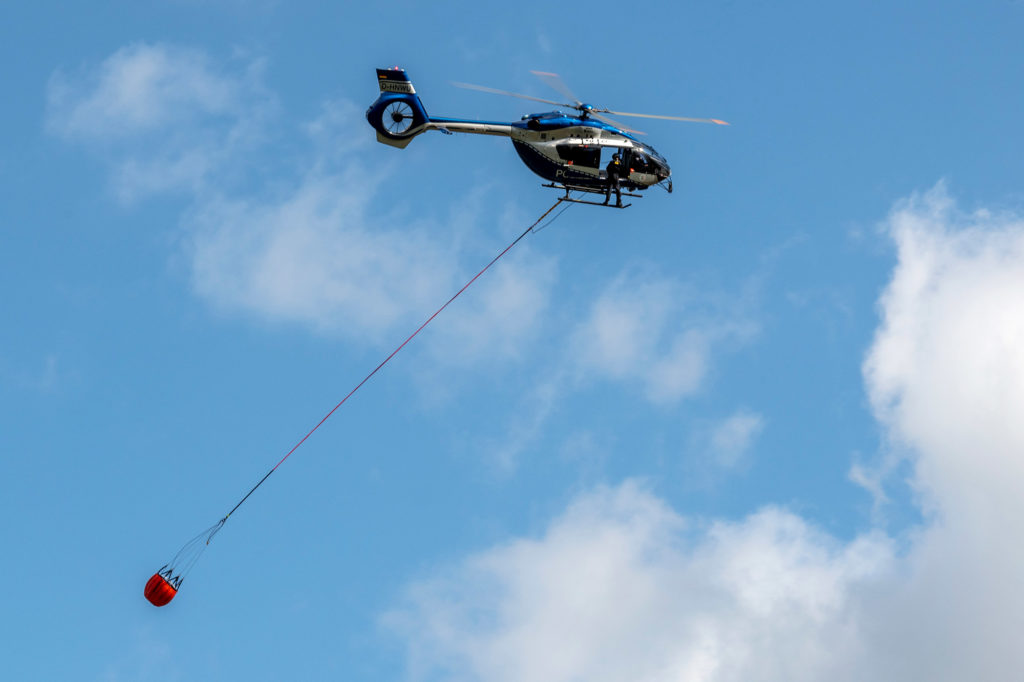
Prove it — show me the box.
[534,194,577,233]
[208,197,567,537]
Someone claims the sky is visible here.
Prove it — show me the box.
[2,1,1024,680]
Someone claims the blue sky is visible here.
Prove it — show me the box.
[3,2,1024,680]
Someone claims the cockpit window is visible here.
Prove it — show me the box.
[630,151,652,173]
[639,144,667,166]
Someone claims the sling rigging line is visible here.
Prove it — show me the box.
[220,196,568,528]
[145,198,571,605]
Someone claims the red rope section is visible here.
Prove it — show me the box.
[219,198,565,522]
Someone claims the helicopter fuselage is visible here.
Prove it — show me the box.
[366,68,673,194]
[513,112,670,191]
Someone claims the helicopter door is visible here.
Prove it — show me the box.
[555,144,600,169]
[599,146,628,169]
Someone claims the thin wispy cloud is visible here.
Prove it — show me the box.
[706,409,764,470]
[486,267,758,472]
[46,42,274,203]
[570,267,757,404]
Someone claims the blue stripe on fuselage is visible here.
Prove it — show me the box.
[513,115,643,144]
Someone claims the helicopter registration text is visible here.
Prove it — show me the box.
[379,81,416,94]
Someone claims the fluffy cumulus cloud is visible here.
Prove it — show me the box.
[856,184,1024,679]
[387,185,1024,680]
[570,269,755,404]
[386,482,891,682]
[865,184,1024,523]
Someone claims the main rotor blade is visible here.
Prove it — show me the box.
[602,109,730,125]
[451,81,570,108]
[589,111,646,136]
[530,71,583,107]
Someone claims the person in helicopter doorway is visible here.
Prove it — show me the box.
[603,152,624,207]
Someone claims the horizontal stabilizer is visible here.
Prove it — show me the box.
[376,131,415,148]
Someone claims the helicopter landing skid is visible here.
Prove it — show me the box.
[542,183,639,209]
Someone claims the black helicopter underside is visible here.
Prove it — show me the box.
[511,140,616,190]
[511,140,643,208]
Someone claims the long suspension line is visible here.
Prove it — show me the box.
[205,198,568,543]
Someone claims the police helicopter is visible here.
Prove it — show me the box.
[366,67,727,208]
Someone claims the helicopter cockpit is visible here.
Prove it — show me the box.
[626,145,670,179]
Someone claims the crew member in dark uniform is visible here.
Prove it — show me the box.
[603,152,623,207]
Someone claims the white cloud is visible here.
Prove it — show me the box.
[485,370,568,474]
[184,131,558,358]
[865,183,1024,523]
[387,185,1024,680]
[385,481,892,682]
[707,410,764,470]
[570,269,755,404]
[185,169,458,341]
[488,269,756,471]
[46,43,272,202]
[422,246,558,366]
[47,43,253,139]
[855,184,1024,679]
[47,44,557,364]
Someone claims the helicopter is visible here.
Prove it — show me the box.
[365,67,728,208]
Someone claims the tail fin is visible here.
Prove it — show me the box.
[365,68,429,149]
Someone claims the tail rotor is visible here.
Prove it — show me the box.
[366,68,429,148]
